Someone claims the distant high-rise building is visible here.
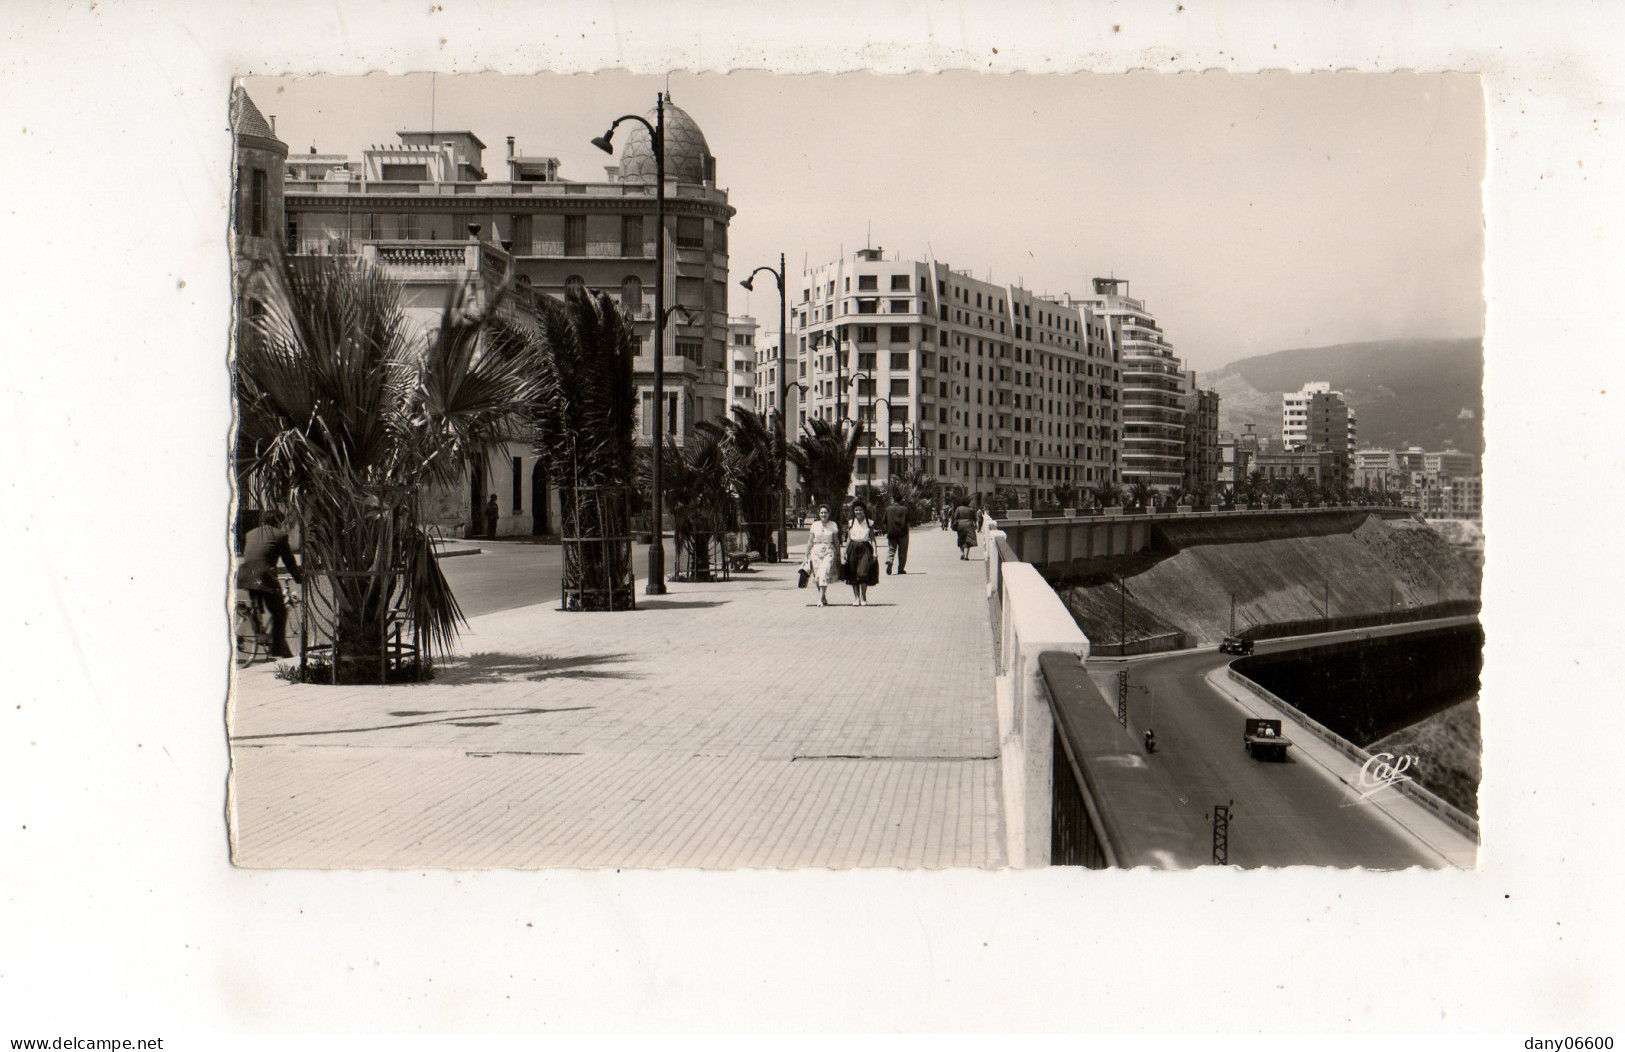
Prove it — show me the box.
[1070,278,1188,490]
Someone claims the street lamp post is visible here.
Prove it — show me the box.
[593,93,670,595]
[847,372,873,499]
[740,253,787,562]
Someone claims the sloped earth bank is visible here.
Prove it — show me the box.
[1369,697,1481,817]
[1060,514,1478,647]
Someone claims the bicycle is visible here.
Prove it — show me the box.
[233,573,302,668]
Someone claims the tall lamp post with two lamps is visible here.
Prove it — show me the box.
[740,254,787,562]
[592,94,671,595]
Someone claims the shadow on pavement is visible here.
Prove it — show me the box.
[433,651,637,686]
[634,598,728,611]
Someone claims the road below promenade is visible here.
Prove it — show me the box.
[1089,618,1477,868]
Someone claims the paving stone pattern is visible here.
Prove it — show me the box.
[229,528,1005,868]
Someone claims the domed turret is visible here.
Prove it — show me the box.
[617,99,715,186]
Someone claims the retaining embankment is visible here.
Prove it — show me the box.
[1230,623,1484,745]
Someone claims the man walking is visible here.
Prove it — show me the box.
[882,500,910,574]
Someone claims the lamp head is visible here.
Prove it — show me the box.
[590,132,615,154]
[739,276,755,291]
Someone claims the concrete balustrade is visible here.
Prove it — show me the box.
[993,560,1092,867]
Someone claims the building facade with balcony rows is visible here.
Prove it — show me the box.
[250,93,736,538]
[787,247,1122,506]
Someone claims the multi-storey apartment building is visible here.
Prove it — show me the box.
[727,316,758,416]
[790,248,1118,505]
[1183,378,1221,492]
[1070,278,1186,490]
[278,96,736,447]
[1283,381,1359,455]
[246,92,736,536]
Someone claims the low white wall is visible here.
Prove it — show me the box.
[996,561,1091,867]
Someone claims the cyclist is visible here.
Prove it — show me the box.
[240,508,301,659]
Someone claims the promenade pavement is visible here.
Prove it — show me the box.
[228,526,1006,869]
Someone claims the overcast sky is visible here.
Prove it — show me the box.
[244,70,1484,372]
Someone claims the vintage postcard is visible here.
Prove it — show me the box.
[227,70,1484,870]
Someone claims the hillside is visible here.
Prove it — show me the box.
[1058,515,1478,647]
[1197,337,1483,453]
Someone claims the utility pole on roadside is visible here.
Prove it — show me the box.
[1230,592,1236,637]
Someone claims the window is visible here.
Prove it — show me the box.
[858,275,877,290]
[511,457,523,512]
[565,216,586,256]
[857,325,878,343]
[890,352,910,370]
[250,168,267,237]
[887,274,909,291]
[858,352,877,370]
[889,300,909,314]
[676,216,705,248]
[888,326,910,343]
[858,299,878,314]
[675,339,703,365]
[622,215,643,256]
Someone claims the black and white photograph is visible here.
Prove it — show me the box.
[5,0,1623,1040]
[228,70,1484,870]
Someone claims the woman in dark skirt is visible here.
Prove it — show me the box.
[842,501,880,606]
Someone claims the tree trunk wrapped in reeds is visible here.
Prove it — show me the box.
[235,251,541,682]
[529,287,638,610]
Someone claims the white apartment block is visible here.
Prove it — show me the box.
[726,315,759,416]
[1283,380,1359,454]
[790,247,1119,501]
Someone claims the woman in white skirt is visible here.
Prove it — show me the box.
[803,503,842,607]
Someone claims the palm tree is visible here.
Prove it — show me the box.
[1053,482,1079,511]
[787,417,861,517]
[237,252,541,681]
[1089,479,1121,512]
[1243,470,1265,506]
[647,427,737,580]
[529,285,639,610]
[709,407,786,560]
[1127,480,1155,513]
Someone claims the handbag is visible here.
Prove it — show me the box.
[797,567,810,588]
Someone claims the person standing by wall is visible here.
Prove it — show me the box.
[485,493,500,540]
[882,500,910,574]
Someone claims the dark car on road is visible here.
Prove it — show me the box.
[1218,635,1255,655]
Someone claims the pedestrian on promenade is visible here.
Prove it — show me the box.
[240,508,301,658]
[882,500,910,574]
[804,503,842,607]
[952,500,976,560]
[484,493,500,539]
[843,500,880,606]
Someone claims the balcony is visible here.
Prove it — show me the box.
[518,240,655,260]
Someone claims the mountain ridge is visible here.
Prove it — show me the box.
[1195,337,1484,453]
